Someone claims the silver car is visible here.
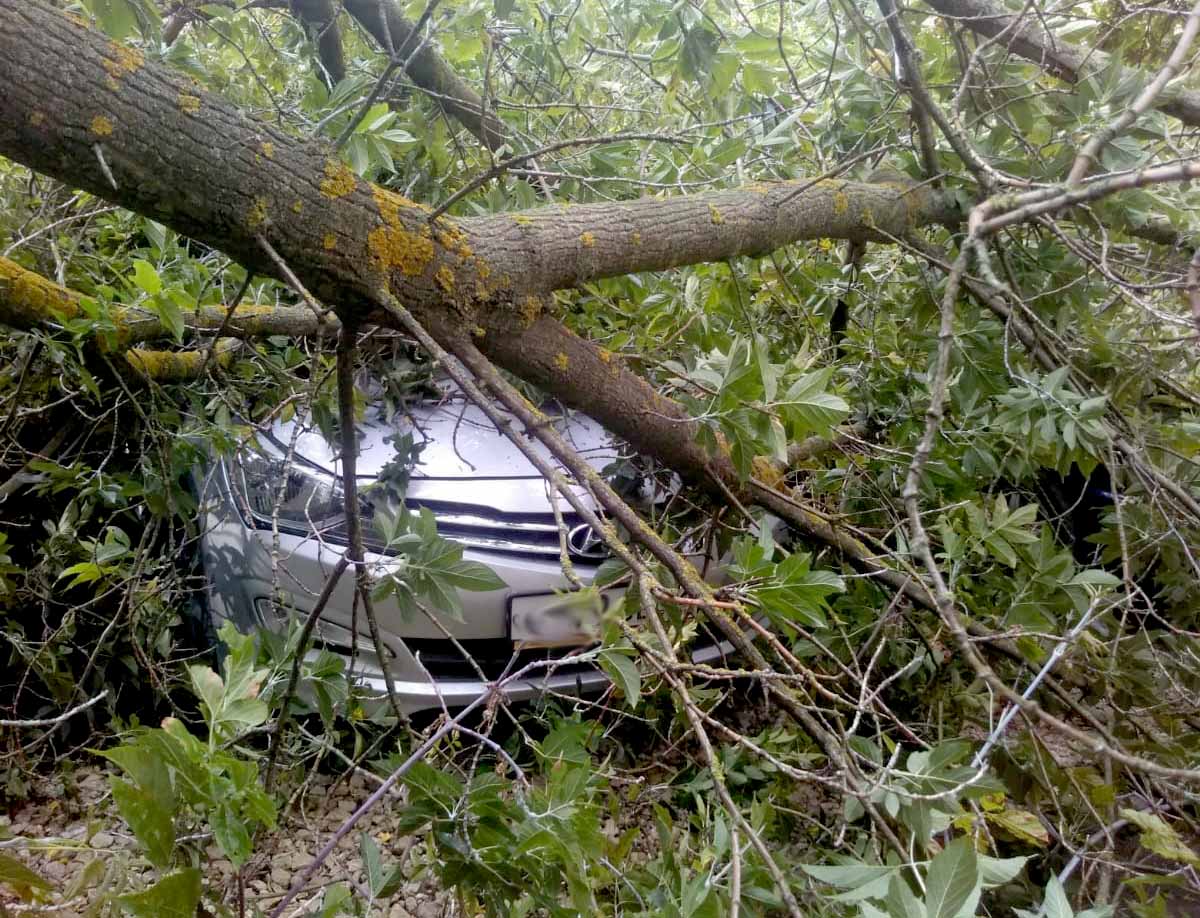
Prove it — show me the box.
[198,381,729,714]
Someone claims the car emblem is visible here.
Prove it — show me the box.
[567,523,609,559]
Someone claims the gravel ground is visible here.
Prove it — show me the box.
[1,765,454,917]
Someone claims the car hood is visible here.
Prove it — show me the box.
[270,388,620,514]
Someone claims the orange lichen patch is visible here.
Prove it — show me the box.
[177,93,201,114]
[247,197,269,229]
[320,159,357,199]
[291,200,303,214]
[554,352,569,371]
[90,115,114,137]
[580,231,595,248]
[472,325,486,337]
[597,347,613,364]
[367,185,436,276]
[709,204,724,225]
[512,214,533,225]
[102,43,143,87]
[322,233,337,251]
[368,222,434,277]
[832,191,849,217]
[29,112,45,126]
[435,265,455,293]
[474,259,491,282]
[371,186,420,224]
[260,141,275,159]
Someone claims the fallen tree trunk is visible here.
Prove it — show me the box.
[0,0,962,598]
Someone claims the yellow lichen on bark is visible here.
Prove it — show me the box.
[124,339,237,381]
[519,295,542,327]
[29,112,45,126]
[709,204,724,225]
[260,142,275,159]
[102,43,143,89]
[554,352,569,371]
[580,232,596,247]
[630,232,641,245]
[90,115,114,136]
[247,197,269,229]
[832,191,849,216]
[435,265,455,293]
[322,233,337,251]
[751,455,785,490]
[368,186,435,277]
[178,93,200,114]
[291,200,303,214]
[320,160,357,199]
[0,257,82,323]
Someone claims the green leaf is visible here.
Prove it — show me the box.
[885,873,923,918]
[117,868,201,918]
[1121,808,1200,867]
[111,777,175,868]
[782,369,850,437]
[440,559,507,592]
[85,0,139,40]
[211,800,252,866]
[130,259,162,295]
[986,805,1050,848]
[801,861,897,889]
[361,831,385,895]
[98,742,175,814]
[599,650,641,707]
[1040,875,1074,918]
[0,852,53,894]
[189,665,225,719]
[977,854,1029,887]
[923,838,979,918]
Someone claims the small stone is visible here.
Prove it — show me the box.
[90,832,114,848]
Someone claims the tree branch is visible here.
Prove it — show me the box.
[923,0,1200,128]
[342,0,508,150]
[0,256,333,344]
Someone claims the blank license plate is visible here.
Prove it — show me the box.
[509,591,621,649]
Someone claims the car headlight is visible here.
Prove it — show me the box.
[228,439,376,547]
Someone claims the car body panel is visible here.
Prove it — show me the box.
[198,386,733,714]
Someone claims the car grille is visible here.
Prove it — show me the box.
[404,500,609,563]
